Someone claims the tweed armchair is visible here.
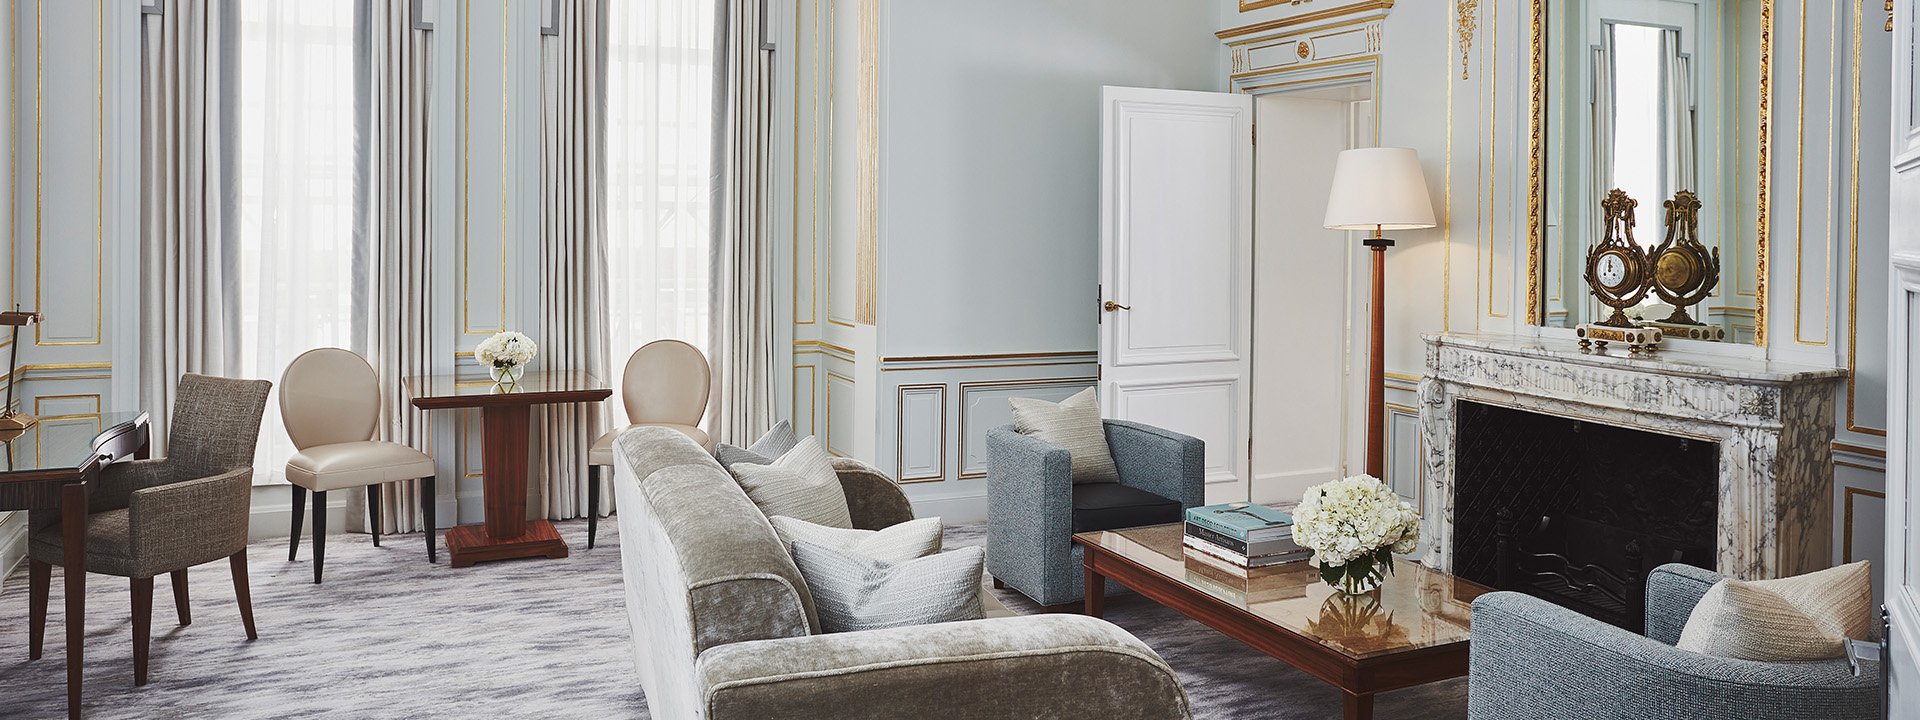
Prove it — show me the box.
[1468,563,1882,720]
[986,420,1205,607]
[27,374,271,686]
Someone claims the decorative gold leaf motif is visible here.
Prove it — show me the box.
[1457,0,1479,80]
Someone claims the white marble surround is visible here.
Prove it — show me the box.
[1419,332,1847,581]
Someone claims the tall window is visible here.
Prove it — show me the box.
[236,0,357,478]
[605,0,715,372]
[1608,22,1666,247]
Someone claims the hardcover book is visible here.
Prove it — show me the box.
[1185,502,1294,542]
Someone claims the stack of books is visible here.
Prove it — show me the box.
[1183,502,1310,569]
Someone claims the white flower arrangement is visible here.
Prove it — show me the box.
[1291,474,1421,594]
[476,331,538,372]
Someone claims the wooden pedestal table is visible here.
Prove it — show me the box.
[409,372,610,568]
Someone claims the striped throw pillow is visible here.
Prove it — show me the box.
[729,436,852,528]
[789,541,985,633]
[715,420,800,469]
[770,516,944,565]
[1676,561,1873,661]
[1010,387,1119,483]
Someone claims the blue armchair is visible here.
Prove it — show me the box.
[1468,563,1881,720]
[985,420,1205,607]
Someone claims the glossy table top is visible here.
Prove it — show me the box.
[1076,523,1489,660]
[0,411,148,476]
[407,371,612,409]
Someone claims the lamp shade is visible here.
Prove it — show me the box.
[1322,147,1438,231]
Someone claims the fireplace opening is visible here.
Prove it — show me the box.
[1452,400,1718,631]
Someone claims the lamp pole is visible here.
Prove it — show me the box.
[1365,226,1390,479]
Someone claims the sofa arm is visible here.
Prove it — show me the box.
[1104,420,1205,509]
[1643,562,1721,646]
[1468,591,1879,720]
[830,457,915,530]
[694,615,1191,720]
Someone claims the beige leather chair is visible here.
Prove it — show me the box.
[586,339,711,548]
[280,348,439,583]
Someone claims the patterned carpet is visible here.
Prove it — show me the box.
[0,520,1466,719]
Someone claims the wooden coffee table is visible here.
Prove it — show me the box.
[1075,524,1489,720]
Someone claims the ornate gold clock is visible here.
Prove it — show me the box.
[1647,190,1722,329]
[1576,189,1662,352]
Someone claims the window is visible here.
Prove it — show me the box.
[236,0,357,478]
[1608,22,1665,246]
[605,0,716,373]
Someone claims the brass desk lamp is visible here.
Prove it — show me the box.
[0,308,42,434]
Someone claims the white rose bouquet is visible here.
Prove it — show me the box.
[1291,474,1421,595]
[476,331,538,385]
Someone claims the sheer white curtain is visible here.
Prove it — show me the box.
[605,0,715,379]
[235,0,357,480]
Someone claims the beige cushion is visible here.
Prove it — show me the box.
[770,516,944,565]
[1675,561,1873,661]
[789,542,987,633]
[286,441,438,492]
[590,423,711,466]
[729,436,852,528]
[1010,387,1119,484]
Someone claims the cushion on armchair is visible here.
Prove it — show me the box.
[1675,560,1873,661]
[1071,482,1183,533]
[1010,388,1119,483]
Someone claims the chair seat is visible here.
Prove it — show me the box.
[589,423,711,466]
[29,507,139,577]
[286,441,436,492]
[1070,482,1182,533]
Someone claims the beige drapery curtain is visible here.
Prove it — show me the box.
[139,0,241,453]
[707,0,775,446]
[535,0,611,521]
[353,0,436,534]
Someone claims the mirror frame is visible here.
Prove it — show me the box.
[1525,0,1772,346]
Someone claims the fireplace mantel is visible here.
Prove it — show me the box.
[1419,332,1847,581]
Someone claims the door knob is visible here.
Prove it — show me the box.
[1103,300,1131,312]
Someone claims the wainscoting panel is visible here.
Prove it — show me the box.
[894,384,946,482]
[791,363,818,439]
[825,370,857,457]
[956,376,1094,479]
[1386,402,1421,504]
[1834,457,1887,576]
[1109,376,1239,487]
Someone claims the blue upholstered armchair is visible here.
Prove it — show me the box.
[985,420,1205,607]
[1468,563,1882,720]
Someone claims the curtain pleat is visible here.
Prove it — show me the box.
[707,0,775,447]
[535,0,611,521]
[355,0,435,534]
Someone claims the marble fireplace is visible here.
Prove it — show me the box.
[1419,332,1847,582]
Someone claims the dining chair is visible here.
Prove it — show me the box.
[280,348,438,583]
[585,339,712,548]
[27,374,270,687]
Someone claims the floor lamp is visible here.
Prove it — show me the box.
[1322,148,1437,479]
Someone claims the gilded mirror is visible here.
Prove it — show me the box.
[1529,0,1770,345]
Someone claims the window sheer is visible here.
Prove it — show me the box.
[235,0,357,479]
[605,0,715,374]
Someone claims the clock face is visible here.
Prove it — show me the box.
[1597,252,1629,291]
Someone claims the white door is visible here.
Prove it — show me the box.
[1887,0,1919,714]
[1098,86,1253,505]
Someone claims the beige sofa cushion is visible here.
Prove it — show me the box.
[770,516,943,565]
[1676,561,1873,661]
[791,542,987,633]
[729,436,852,528]
[1010,387,1118,484]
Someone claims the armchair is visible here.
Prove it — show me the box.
[986,419,1205,607]
[27,374,271,686]
[1467,563,1881,720]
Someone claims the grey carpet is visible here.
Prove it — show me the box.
[0,520,1466,719]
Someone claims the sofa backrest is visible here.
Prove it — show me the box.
[612,426,816,719]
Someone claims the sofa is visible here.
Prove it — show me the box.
[611,426,1193,719]
[1468,563,1882,720]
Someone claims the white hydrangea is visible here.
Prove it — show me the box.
[1291,474,1422,567]
[476,331,538,369]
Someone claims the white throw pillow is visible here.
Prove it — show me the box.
[729,436,852,528]
[1675,561,1873,661]
[1009,387,1119,484]
[789,541,986,633]
[714,420,800,469]
[770,515,944,565]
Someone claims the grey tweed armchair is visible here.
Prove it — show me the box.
[1468,563,1882,720]
[986,420,1205,607]
[28,374,271,686]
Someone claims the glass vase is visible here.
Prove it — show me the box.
[489,364,525,386]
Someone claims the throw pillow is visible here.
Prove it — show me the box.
[1009,387,1119,484]
[729,436,852,528]
[770,515,944,565]
[789,541,986,633]
[1675,561,1873,661]
[714,420,800,469]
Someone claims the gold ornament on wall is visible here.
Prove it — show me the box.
[1457,0,1480,80]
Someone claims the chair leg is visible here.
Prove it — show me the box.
[230,551,258,641]
[289,485,307,562]
[366,485,382,548]
[312,490,327,584]
[588,464,601,549]
[422,476,437,564]
[132,577,153,686]
[28,558,49,660]
[169,569,191,626]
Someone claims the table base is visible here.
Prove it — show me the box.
[446,520,570,568]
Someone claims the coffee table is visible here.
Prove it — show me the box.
[1074,524,1489,720]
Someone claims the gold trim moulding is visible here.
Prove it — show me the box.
[893,382,948,484]
[792,339,856,358]
[1219,1,1396,40]
[1831,440,1887,459]
[1841,485,1885,564]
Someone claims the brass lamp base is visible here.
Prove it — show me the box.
[0,410,39,433]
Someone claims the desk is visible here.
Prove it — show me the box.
[0,411,151,720]
[409,373,610,567]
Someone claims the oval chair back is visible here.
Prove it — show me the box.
[279,347,382,451]
[620,339,711,426]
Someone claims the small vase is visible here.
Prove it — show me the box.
[489,364,524,386]
[1333,568,1384,596]
[1319,547,1392,597]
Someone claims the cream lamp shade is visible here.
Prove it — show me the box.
[1323,147,1438,231]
